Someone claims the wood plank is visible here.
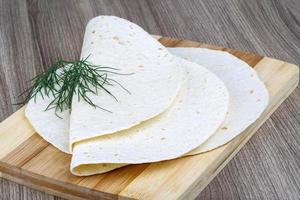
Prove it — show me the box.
[1,173,86,200]
[0,107,36,159]
[2,134,48,167]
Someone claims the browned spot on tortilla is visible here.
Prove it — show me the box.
[160,137,166,140]
[221,126,228,130]
[92,30,96,33]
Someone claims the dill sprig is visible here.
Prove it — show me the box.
[17,55,131,117]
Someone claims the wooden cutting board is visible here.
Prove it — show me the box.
[0,36,298,200]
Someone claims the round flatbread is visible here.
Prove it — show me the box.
[74,47,269,175]
[25,16,184,153]
[71,57,229,176]
[25,95,70,153]
[169,47,269,153]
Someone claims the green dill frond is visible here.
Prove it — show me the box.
[17,55,131,117]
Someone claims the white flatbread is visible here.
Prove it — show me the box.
[71,47,269,174]
[71,57,229,176]
[25,16,184,153]
[25,95,70,153]
[69,16,184,149]
[168,48,269,153]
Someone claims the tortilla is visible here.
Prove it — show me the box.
[71,57,229,176]
[69,16,184,149]
[25,16,184,153]
[168,48,269,153]
[25,94,70,153]
[71,47,268,175]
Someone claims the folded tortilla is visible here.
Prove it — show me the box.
[169,48,269,154]
[25,16,184,153]
[71,57,229,176]
[70,48,269,175]
[25,95,70,153]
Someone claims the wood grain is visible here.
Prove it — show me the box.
[0,0,299,199]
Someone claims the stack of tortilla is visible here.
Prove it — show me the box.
[25,16,269,176]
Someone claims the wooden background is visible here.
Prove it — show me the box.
[0,0,299,199]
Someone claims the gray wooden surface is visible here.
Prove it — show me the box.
[0,0,299,199]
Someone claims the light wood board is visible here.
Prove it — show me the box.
[0,37,298,200]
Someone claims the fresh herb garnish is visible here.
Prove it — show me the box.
[17,55,131,117]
